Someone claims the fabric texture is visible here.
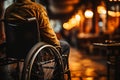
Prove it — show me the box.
[4,0,61,49]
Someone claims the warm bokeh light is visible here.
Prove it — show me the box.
[108,11,120,17]
[63,23,70,30]
[84,10,94,18]
[63,14,81,30]
[84,77,94,80]
[97,6,106,14]
[109,0,120,1]
[75,14,81,21]
[70,18,77,26]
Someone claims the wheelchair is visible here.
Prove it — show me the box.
[0,17,71,80]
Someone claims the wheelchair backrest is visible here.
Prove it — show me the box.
[5,17,40,59]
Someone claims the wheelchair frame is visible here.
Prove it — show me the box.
[0,17,71,80]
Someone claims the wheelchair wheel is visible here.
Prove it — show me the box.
[22,42,65,80]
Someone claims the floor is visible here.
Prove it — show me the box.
[69,47,107,80]
[0,45,114,80]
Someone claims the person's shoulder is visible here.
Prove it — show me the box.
[30,2,47,12]
[31,2,45,9]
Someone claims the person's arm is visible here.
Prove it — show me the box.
[37,5,61,51]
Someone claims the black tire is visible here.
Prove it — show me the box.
[22,42,64,80]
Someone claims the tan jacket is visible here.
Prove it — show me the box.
[4,1,61,49]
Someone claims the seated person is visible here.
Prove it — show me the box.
[1,0,70,80]
[4,0,70,58]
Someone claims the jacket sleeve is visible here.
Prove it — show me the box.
[36,5,61,52]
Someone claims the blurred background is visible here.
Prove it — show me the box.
[0,0,120,80]
[0,0,120,51]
